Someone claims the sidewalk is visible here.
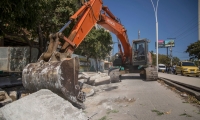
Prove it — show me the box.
[158,73,200,90]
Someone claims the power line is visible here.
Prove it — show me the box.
[176,26,198,40]
[175,24,197,40]
[169,16,197,37]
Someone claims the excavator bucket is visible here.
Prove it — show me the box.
[22,57,85,108]
[22,33,85,108]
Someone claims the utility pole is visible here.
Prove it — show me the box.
[167,47,168,58]
[170,43,173,66]
[198,0,200,41]
[138,30,140,39]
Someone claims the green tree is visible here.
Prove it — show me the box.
[74,28,113,70]
[0,0,81,54]
[172,57,180,65]
[150,51,156,66]
[185,41,200,60]
[150,51,180,66]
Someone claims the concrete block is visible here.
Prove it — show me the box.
[0,89,87,120]
[94,76,111,86]
[0,90,12,107]
[9,91,17,101]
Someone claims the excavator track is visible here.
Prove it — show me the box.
[108,68,121,83]
[140,67,158,81]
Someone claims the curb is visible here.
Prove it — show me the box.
[158,77,200,101]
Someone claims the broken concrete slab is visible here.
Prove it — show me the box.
[79,72,111,86]
[19,92,30,99]
[0,89,12,107]
[9,91,17,101]
[0,91,6,101]
[0,89,87,120]
[93,76,110,86]
[81,84,95,97]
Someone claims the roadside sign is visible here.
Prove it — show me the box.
[155,39,175,48]
[158,40,165,48]
[165,40,175,47]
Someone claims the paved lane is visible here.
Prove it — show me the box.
[84,74,200,120]
[158,73,200,90]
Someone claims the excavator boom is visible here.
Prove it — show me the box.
[22,0,157,108]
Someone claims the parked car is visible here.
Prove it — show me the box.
[158,64,166,73]
[175,61,200,77]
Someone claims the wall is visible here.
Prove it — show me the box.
[0,47,38,72]
[72,54,105,72]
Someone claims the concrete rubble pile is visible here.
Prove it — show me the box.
[0,89,12,107]
[0,89,87,120]
[77,72,112,98]
[78,72,111,86]
[0,72,112,120]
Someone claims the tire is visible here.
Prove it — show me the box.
[196,75,199,77]
[108,68,120,83]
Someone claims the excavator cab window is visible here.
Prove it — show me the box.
[132,41,146,62]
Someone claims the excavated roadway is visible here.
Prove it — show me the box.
[84,73,200,120]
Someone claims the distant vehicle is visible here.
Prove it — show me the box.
[175,61,200,77]
[158,64,166,73]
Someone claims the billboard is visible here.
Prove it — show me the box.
[155,39,175,48]
[165,40,175,47]
[158,40,165,48]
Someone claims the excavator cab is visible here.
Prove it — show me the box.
[132,39,149,66]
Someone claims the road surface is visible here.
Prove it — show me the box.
[159,72,200,90]
[84,73,200,120]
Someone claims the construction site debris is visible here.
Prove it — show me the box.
[79,72,111,86]
[9,91,17,101]
[81,84,95,97]
[0,89,12,107]
[0,89,87,120]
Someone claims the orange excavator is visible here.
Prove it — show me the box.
[22,0,158,108]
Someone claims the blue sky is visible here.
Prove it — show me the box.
[102,0,198,60]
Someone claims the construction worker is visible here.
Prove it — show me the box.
[138,44,144,55]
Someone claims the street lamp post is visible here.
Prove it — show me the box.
[151,0,159,71]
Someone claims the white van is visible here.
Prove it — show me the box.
[158,64,166,72]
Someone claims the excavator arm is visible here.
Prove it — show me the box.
[22,0,133,108]
[53,0,132,64]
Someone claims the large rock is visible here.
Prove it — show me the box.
[79,72,111,86]
[93,76,110,86]
[0,89,87,120]
[9,91,17,101]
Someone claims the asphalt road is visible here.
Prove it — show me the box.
[159,72,200,89]
[84,73,200,120]
[159,72,200,78]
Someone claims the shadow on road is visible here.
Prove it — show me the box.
[120,75,141,80]
[103,86,118,91]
